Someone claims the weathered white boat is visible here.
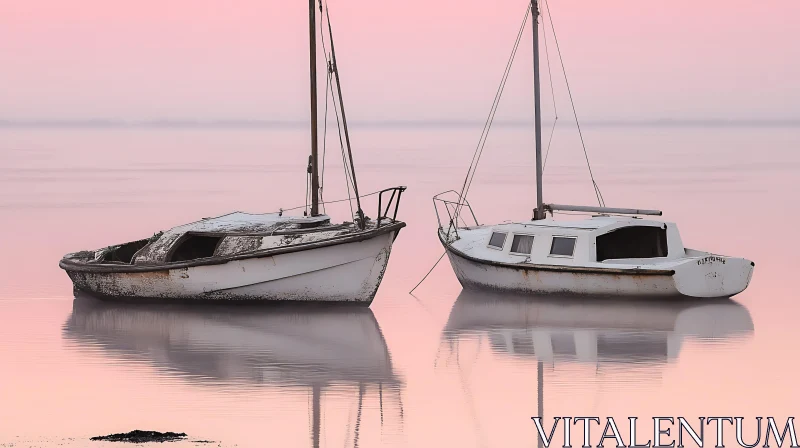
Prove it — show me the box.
[60,1,406,304]
[434,0,753,299]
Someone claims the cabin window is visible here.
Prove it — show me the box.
[549,237,576,257]
[510,235,535,254]
[488,232,507,249]
[102,239,150,264]
[596,225,668,261]
[168,234,224,262]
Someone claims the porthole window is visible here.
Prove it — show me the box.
[549,237,576,257]
[510,235,535,254]
[488,232,507,249]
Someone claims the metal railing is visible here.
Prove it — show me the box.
[376,186,407,228]
[433,190,479,241]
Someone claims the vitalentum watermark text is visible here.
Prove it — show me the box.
[531,417,798,448]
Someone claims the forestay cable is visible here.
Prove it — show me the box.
[453,3,532,222]
[318,0,356,220]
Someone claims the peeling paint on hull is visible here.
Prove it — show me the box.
[66,230,398,304]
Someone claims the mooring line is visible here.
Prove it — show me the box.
[409,250,447,294]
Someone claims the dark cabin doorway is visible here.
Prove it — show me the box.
[596,226,668,262]
[168,234,224,262]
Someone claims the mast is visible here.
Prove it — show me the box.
[309,0,321,216]
[532,0,545,220]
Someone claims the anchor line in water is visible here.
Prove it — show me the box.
[408,251,447,294]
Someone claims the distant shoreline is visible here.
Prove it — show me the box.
[1,119,798,129]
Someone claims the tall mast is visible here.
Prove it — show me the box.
[532,0,545,220]
[308,0,321,216]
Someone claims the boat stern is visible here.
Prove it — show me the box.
[673,254,755,298]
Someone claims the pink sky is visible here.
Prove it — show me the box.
[1,0,799,122]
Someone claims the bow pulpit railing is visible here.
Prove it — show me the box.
[433,190,479,241]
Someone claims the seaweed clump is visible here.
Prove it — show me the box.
[90,430,187,443]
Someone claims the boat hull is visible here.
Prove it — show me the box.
[65,229,399,304]
[444,245,753,299]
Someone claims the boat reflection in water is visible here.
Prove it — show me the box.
[63,292,402,448]
[443,290,754,365]
[441,291,754,447]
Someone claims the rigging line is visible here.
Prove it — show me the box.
[276,189,382,214]
[543,0,605,206]
[319,0,356,218]
[456,4,530,219]
[330,81,356,220]
[459,5,529,212]
[541,2,559,172]
[320,64,332,212]
[318,0,331,211]
[324,4,365,226]
[454,4,531,222]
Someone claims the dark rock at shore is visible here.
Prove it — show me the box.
[90,430,188,443]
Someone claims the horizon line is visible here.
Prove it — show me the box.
[2,118,799,129]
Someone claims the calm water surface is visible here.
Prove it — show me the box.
[0,125,798,447]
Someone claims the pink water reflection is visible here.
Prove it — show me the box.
[0,125,798,447]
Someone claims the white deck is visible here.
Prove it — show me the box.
[133,212,340,264]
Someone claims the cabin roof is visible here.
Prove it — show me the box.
[183,212,331,234]
[496,216,668,233]
[133,212,332,264]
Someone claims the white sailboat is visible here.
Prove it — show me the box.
[434,0,753,298]
[60,1,406,304]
